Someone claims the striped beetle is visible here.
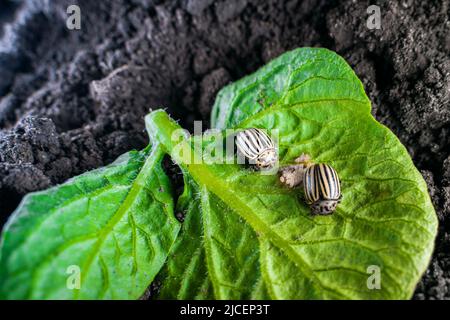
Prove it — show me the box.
[279,154,342,215]
[235,128,277,169]
[303,163,342,215]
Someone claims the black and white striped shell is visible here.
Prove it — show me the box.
[235,128,277,169]
[303,163,342,215]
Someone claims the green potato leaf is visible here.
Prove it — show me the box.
[0,145,180,299]
[158,176,267,299]
[149,48,437,299]
[211,47,370,129]
[0,47,438,300]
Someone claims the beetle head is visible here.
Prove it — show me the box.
[310,199,339,215]
[256,148,277,169]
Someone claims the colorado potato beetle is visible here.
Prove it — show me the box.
[279,154,342,215]
[235,128,277,169]
[303,163,342,215]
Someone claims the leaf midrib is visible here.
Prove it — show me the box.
[192,164,354,298]
[148,111,357,299]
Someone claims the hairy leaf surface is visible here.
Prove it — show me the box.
[0,146,180,299]
[150,48,437,299]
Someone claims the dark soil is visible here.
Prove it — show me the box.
[0,0,449,299]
